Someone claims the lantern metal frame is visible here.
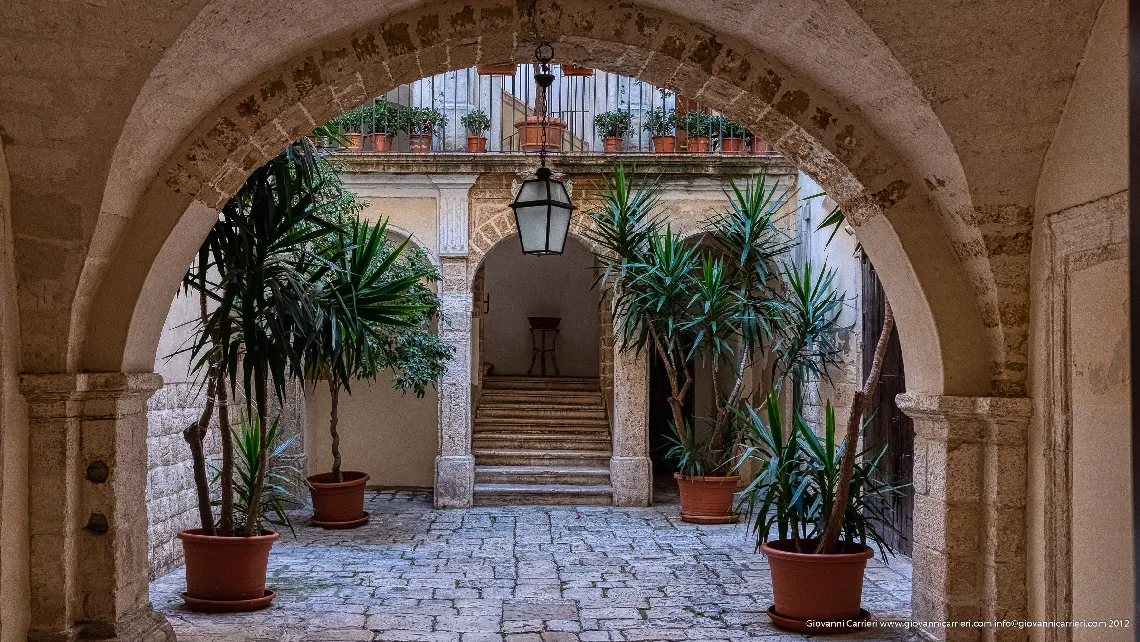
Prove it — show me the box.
[508,40,577,256]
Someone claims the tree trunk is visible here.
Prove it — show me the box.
[243,376,271,537]
[183,367,217,536]
[329,376,343,483]
[216,378,234,537]
[815,301,894,554]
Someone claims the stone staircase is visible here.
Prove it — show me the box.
[473,375,613,506]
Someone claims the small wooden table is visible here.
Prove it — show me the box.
[527,317,561,376]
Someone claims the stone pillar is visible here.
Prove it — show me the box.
[21,372,175,642]
[897,394,1031,642]
[610,347,652,506]
[434,256,475,508]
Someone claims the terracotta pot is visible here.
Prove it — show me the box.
[687,135,710,152]
[409,133,433,153]
[674,473,739,524]
[602,136,623,153]
[720,136,746,154]
[751,138,770,154]
[761,539,874,623]
[343,132,362,152]
[308,471,370,524]
[372,133,396,152]
[467,136,488,153]
[477,63,517,76]
[515,116,566,152]
[178,529,279,607]
[560,63,593,76]
[651,135,677,153]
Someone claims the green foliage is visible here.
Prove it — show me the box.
[219,413,300,536]
[403,106,447,135]
[677,109,711,135]
[326,100,404,136]
[736,396,905,558]
[460,110,492,137]
[594,109,634,138]
[770,261,847,416]
[710,114,748,138]
[641,106,677,137]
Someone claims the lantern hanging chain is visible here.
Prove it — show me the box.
[531,0,553,169]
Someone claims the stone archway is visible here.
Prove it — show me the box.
[22,1,1033,640]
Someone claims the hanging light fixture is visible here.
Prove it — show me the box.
[509,41,576,255]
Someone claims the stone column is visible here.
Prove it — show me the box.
[610,346,652,506]
[21,372,174,642]
[433,256,475,508]
[897,394,1031,642]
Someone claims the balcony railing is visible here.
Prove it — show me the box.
[317,65,772,156]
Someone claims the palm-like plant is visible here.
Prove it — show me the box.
[184,140,335,537]
[304,216,438,483]
[221,414,300,536]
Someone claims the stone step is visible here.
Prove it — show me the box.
[474,416,610,429]
[475,465,611,485]
[472,434,612,451]
[476,404,608,418]
[473,483,614,506]
[473,424,610,437]
[482,376,601,392]
[473,449,612,467]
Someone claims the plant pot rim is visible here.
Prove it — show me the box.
[760,538,874,562]
[515,116,567,126]
[177,528,279,543]
[674,473,740,482]
[308,471,370,489]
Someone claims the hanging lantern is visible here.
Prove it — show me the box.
[510,166,576,255]
[509,41,576,255]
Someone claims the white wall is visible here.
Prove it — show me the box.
[482,236,600,377]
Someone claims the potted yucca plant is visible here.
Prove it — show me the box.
[594,109,633,152]
[460,110,492,152]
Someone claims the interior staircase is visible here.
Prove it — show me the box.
[473,375,613,506]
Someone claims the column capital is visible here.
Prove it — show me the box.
[20,372,163,402]
[896,393,1030,444]
[431,174,478,257]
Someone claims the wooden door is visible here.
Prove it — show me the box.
[861,255,915,555]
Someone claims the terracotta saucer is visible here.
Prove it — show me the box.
[680,513,737,525]
[766,606,871,633]
[311,510,370,529]
[181,590,275,613]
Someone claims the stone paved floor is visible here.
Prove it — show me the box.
[151,484,915,641]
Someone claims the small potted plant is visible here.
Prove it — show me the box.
[331,104,368,152]
[594,109,633,152]
[369,100,400,152]
[678,109,711,152]
[712,115,748,154]
[404,106,446,153]
[460,110,492,152]
[751,137,770,154]
[641,107,677,153]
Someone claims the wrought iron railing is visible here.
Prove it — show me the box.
[317,65,771,155]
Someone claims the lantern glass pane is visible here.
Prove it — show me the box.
[516,205,549,253]
[517,179,547,203]
[549,180,571,206]
[546,206,572,254]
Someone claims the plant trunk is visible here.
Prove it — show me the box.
[243,376,270,537]
[216,378,234,536]
[650,329,691,445]
[815,301,894,554]
[329,376,343,483]
[183,287,218,535]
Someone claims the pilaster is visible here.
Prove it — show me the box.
[610,347,651,506]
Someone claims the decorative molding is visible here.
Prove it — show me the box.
[1041,189,1127,642]
[431,175,478,257]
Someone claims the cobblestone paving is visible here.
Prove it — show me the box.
[151,486,914,641]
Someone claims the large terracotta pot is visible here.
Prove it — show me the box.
[178,529,279,611]
[371,133,395,152]
[343,132,362,152]
[761,539,873,625]
[409,134,433,153]
[674,473,739,524]
[467,136,488,152]
[720,136,746,154]
[602,136,623,153]
[687,135,710,152]
[515,116,566,152]
[751,138,770,154]
[651,135,677,153]
[308,471,370,526]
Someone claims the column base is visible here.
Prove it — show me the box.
[30,608,175,642]
[610,456,652,506]
[434,455,474,508]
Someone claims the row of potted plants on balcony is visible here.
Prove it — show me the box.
[598,107,767,153]
[324,100,450,152]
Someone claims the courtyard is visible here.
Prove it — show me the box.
[150,485,913,642]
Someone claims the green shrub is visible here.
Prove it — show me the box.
[460,110,492,137]
[595,109,634,138]
[641,107,676,137]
